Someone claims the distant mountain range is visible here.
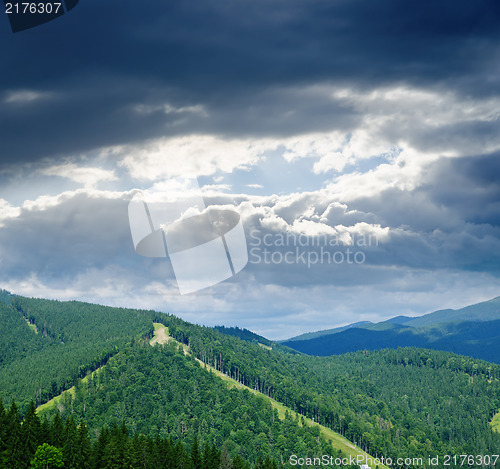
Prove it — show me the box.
[279,296,500,364]
[283,321,372,342]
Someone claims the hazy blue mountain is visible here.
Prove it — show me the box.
[384,315,413,325]
[282,296,500,363]
[282,321,372,342]
[403,296,500,327]
[282,319,500,363]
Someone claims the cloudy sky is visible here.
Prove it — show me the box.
[1,0,500,339]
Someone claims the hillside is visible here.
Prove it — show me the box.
[166,316,500,461]
[1,293,500,468]
[0,295,155,411]
[214,326,275,348]
[37,324,387,469]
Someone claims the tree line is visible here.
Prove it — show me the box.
[0,398,282,469]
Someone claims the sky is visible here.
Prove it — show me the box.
[1,0,500,339]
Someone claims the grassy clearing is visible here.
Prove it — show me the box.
[150,323,170,345]
[157,324,388,469]
[491,410,500,433]
[258,343,272,350]
[37,367,104,415]
[152,323,190,354]
[24,318,38,334]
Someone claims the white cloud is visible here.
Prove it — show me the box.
[133,102,208,117]
[40,163,117,187]
[325,147,438,202]
[114,135,278,180]
[0,198,21,225]
[201,183,232,193]
[21,188,127,213]
[4,89,54,104]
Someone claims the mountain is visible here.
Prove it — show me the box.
[283,321,372,342]
[0,295,154,408]
[384,315,413,325]
[282,296,500,363]
[1,291,500,468]
[282,319,500,362]
[402,296,500,327]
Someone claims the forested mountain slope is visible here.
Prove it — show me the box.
[403,296,500,327]
[0,296,154,410]
[282,321,371,343]
[36,324,385,469]
[36,340,340,468]
[1,292,499,468]
[214,326,274,348]
[163,315,500,466]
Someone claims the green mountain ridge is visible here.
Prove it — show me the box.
[403,296,500,327]
[279,321,372,343]
[1,291,500,468]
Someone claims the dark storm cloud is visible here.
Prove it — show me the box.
[333,152,500,274]
[425,152,500,228]
[0,193,134,279]
[1,0,499,164]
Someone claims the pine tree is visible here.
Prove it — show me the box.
[49,413,64,449]
[128,432,145,469]
[202,442,211,469]
[21,400,42,466]
[63,416,79,469]
[152,435,169,469]
[202,442,220,469]
[190,434,203,469]
[142,435,157,469]
[39,418,51,446]
[2,401,24,469]
[102,422,130,469]
[0,399,7,456]
[91,427,109,469]
[173,440,189,469]
[164,437,177,469]
[232,455,249,469]
[76,421,91,469]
